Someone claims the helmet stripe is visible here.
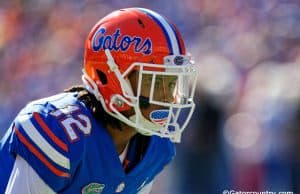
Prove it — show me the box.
[169,24,184,54]
[137,8,181,55]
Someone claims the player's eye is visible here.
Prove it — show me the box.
[169,82,176,91]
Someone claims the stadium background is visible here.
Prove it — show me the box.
[0,0,300,193]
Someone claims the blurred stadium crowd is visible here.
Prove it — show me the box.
[0,0,300,194]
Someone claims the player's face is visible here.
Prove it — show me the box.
[129,71,178,120]
[140,74,177,103]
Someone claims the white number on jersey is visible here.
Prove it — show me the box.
[50,105,92,142]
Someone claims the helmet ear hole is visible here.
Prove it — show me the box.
[96,70,108,85]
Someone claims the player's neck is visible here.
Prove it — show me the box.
[106,124,137,155]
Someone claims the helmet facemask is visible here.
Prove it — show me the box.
[83,49,197,143]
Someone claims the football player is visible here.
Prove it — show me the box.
[0,8,197,194]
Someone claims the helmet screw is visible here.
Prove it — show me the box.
[114,98,124,107]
